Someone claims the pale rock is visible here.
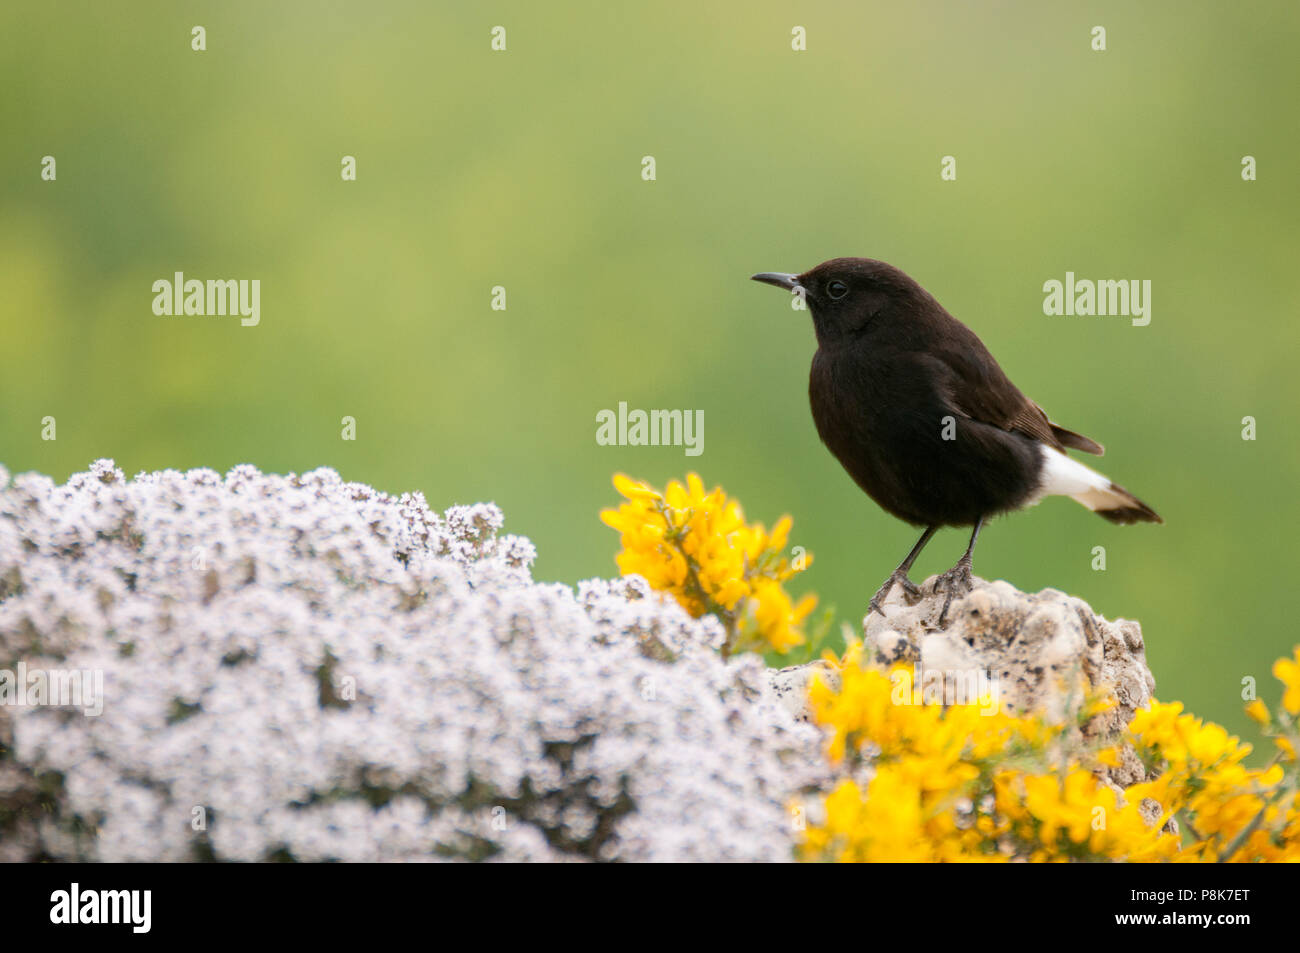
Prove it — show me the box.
[865,574,1155,744]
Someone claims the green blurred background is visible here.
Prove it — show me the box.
[2,1,1297,741]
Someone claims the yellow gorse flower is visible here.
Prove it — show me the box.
[1127,699,1296,862]
[601,473,814,657]
[1274,648,1300,716]
[798,645,1300,863]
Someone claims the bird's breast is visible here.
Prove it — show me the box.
[807,347,1041,526]
[808,349,912,516]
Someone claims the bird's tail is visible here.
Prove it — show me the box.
[1038,447,1162,525]
[1085,481,1162,525]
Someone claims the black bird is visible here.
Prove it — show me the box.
[753,257,1161,624]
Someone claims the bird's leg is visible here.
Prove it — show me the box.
[869,525,938,617]
[934,516,984,626]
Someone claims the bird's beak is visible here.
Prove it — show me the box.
[751,272,801,292]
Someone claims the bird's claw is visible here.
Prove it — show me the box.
[869,570,923,618]
[933,559,975,627]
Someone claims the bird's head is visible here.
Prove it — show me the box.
[752,257,925,345]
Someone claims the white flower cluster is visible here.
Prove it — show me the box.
[0,460,824,862]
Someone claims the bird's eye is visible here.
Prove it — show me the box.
[827,280,849,299]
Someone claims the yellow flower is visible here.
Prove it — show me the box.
[738,577,815,654]
[800,651,1211,861]
[1274,648,1300,715]
[601,473,815,656]
[798,772,942,863]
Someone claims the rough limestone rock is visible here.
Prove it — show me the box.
[0,460,827,863]
[867,573,1156,785]
[770,573,1160,800]
[769,660,840,724]
[769,575,1156,749]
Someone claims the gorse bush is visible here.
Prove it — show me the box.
[605,473,1300,863]
[799,651,1299,862]
[602,473,817,658]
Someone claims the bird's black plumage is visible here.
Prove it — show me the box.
[753,257,1160,623]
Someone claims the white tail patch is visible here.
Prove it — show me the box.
[1036,446,1127,513]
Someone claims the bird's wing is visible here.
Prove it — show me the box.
[1047,420,1104,456]
[922,343,1104,455]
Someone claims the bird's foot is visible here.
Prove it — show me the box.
[932,558,975,627]
[869,570,923,618]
